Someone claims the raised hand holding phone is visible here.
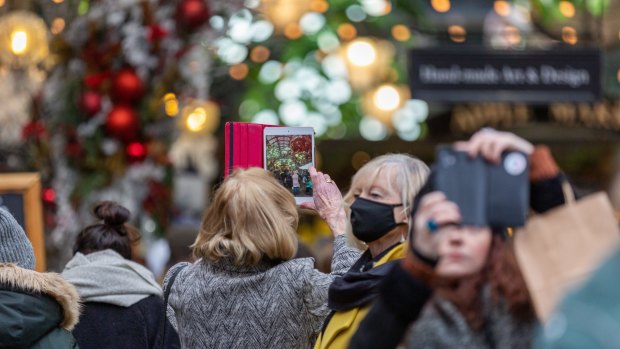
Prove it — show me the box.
[411,192,461,261]
[454,128,534,163]
[300,167,347,238]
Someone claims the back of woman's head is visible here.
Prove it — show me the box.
[192,167,299,267]
[74,201,138,259]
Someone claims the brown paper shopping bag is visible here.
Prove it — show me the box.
[514,182,620,322]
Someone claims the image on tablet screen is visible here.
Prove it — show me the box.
[265,134,313,197]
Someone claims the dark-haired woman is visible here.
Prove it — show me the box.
[62,201,180,349]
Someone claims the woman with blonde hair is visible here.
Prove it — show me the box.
[312,154,429,349]
[163,167,360,349]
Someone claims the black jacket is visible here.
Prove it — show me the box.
[72,295,180,349]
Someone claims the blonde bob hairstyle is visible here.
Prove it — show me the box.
[192,167,299,267]
[343,154,429,234]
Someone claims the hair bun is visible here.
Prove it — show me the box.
[94,201,130,227]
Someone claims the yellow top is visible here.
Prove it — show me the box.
[313,243,406,349]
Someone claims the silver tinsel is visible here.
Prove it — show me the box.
[0,68,45,148]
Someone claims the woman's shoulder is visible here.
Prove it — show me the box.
[163,261,194,292]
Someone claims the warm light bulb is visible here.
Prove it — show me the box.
[346,40,376,67]
[163,93,179,117]
[431,0,451,13]
[11,30,27,55]
[51,18,65,35]
[562,26,577,45]
[391,25,411,42]
[448,25,466,43]
[494,0,511,17]
[186,108,208,132]
[373,85,401,111]
[559,1,575,18]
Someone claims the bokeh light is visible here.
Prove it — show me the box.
[338,23,357,41]
[359,116,387,141]
[559,1,576,18]
[346,39,377,67]
[494,0,511,17]
[373,85,401,111]
[449,25,466,43]
[391,25,411,42]
[431,0,451,13]
[562,26,577,45]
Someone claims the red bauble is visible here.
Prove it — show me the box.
[126,141,147,161]
[111,69,143,103]
[176,0,210,30]
[79,91,102,116]
[106,105,140,141]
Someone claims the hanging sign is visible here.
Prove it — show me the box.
[408,48,602,104]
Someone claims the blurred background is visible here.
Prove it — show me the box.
[0,0,618,274]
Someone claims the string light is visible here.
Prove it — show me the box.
[51,18,65,35]
[559,1,576,18]
[448,25,466,43]
[163,93,179,117]
[505,26,522,45]
[309,0,329,13]
[10,30,27,55]
[431,0,451,13]
[337,23,357,41]
[229,63,249,80]
[346,39,376,67]
[284,23,303,39]
[391,25,411,42]
[562,26,577,45]
[182,100,220,133]
[185,108,208,132]
[250,46,270,63]
[494,0,511,17]
[373,85,401,111]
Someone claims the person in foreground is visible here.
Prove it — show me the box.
[62,201,180,349]
[312,154,429,349]
[0,208,80,348]
[348,129,570,349]
[164,167,360,349]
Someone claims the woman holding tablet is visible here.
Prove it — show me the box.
[311,154,430,349]
[163,168,360,349]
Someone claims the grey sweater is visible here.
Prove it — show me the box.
[164,235,360,349]
[406,291,536,349]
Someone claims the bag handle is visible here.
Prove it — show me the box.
[159,265,187,349]
[561,181,575,205]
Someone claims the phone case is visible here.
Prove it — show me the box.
[487,152,529,227]
[435,147,529,227]
[224,122,280,177]
[435,147,487,226]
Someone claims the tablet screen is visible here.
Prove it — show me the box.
[264,132,314,198]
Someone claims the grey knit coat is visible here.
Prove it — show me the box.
[163,235,360,349]
[405,290,537,349]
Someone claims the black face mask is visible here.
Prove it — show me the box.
[350,197,405,243]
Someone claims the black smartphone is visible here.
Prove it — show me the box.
[435,147,529,228]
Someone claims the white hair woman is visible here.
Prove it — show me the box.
[312,154,429,349]
[163,167,360,349]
